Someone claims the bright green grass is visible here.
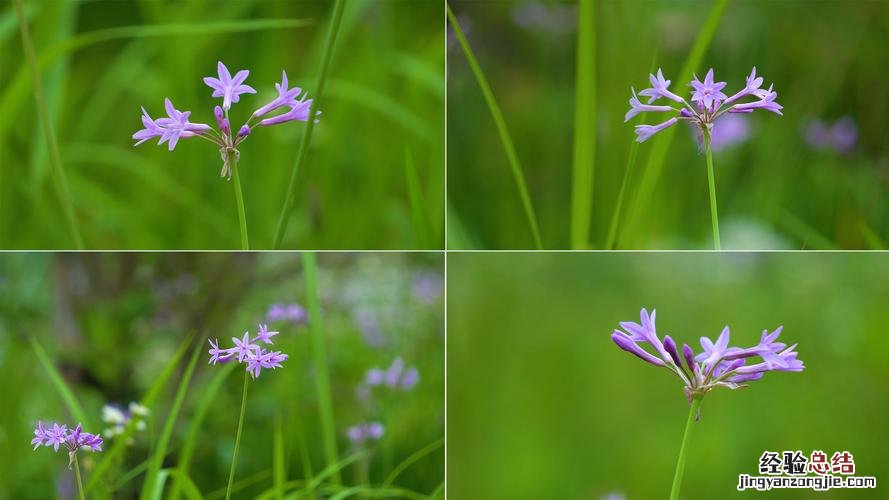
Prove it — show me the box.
[448,252,889,498]
[1,1,444,249]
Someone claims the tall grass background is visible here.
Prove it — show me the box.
[0,252,444,499]
[448,252,889,499]
[447,0,889,249]
[0,0,444,249]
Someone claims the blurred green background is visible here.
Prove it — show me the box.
[447,0,889,249]
[448,252,889,499]
[0,0,443,249]
[0,252,443,499]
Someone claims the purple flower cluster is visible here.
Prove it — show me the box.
[351,360,415,445]
[804,117,857,153]
[411,271,444,305]
[266,303,309,326]
[347,422,384,446]
[626,67,782,143]
[364,357,419,391]
[357,357,419,401]
[611,308,803,403]
[208,324,288,379]
[32,422,102,466]
[134,61,319,179]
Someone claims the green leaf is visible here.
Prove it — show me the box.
[571,0,597,249]
[166,469,204,500]
[170,362,236,500]
[404,146,431,248]
[30,337,92,429]
[303,252,340,484]
[140,340,203,500]
[446,3,543,249]
[85,334,193,494]
[382,437,444,488]
[274,413,286,499]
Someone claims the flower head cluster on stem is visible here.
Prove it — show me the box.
[31,422,103,468]
[626,67,782,143]
[134,61,319,179]
[208,324,288,379]
[611,308,804,407]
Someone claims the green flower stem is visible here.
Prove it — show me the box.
[670,397,701,500]
[73,454,85,500]
[704,134,721,250]
[14,0,84,249]
[225,371,250,500]
[229,151,249,250]
[304,252,341,484]
[272,0,345,249]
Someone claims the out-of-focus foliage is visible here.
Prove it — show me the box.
[0,252,443,499]
[448,252,889,499]
[448,0,889,249]
[0,0,444,249]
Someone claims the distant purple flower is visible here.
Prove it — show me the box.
[805,117,857,153]
[610,308,804,406]
[347,422,384,445]
[207,324,288,379]
[401,367,420,390]
[203,61,256,111]
[354,309,386,348]
[362,357,420,392]
[32,421,103,467]
[512,2,577,33]
[365,368,385,386]
[698,113,749,152]
[412,271,444,304]
[134,61,318,179]
[385,357,405,386]
[626,67,782,143]
[601,494,626,500]
[266,303,309,325]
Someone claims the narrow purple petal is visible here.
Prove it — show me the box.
[611,331,665,367]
